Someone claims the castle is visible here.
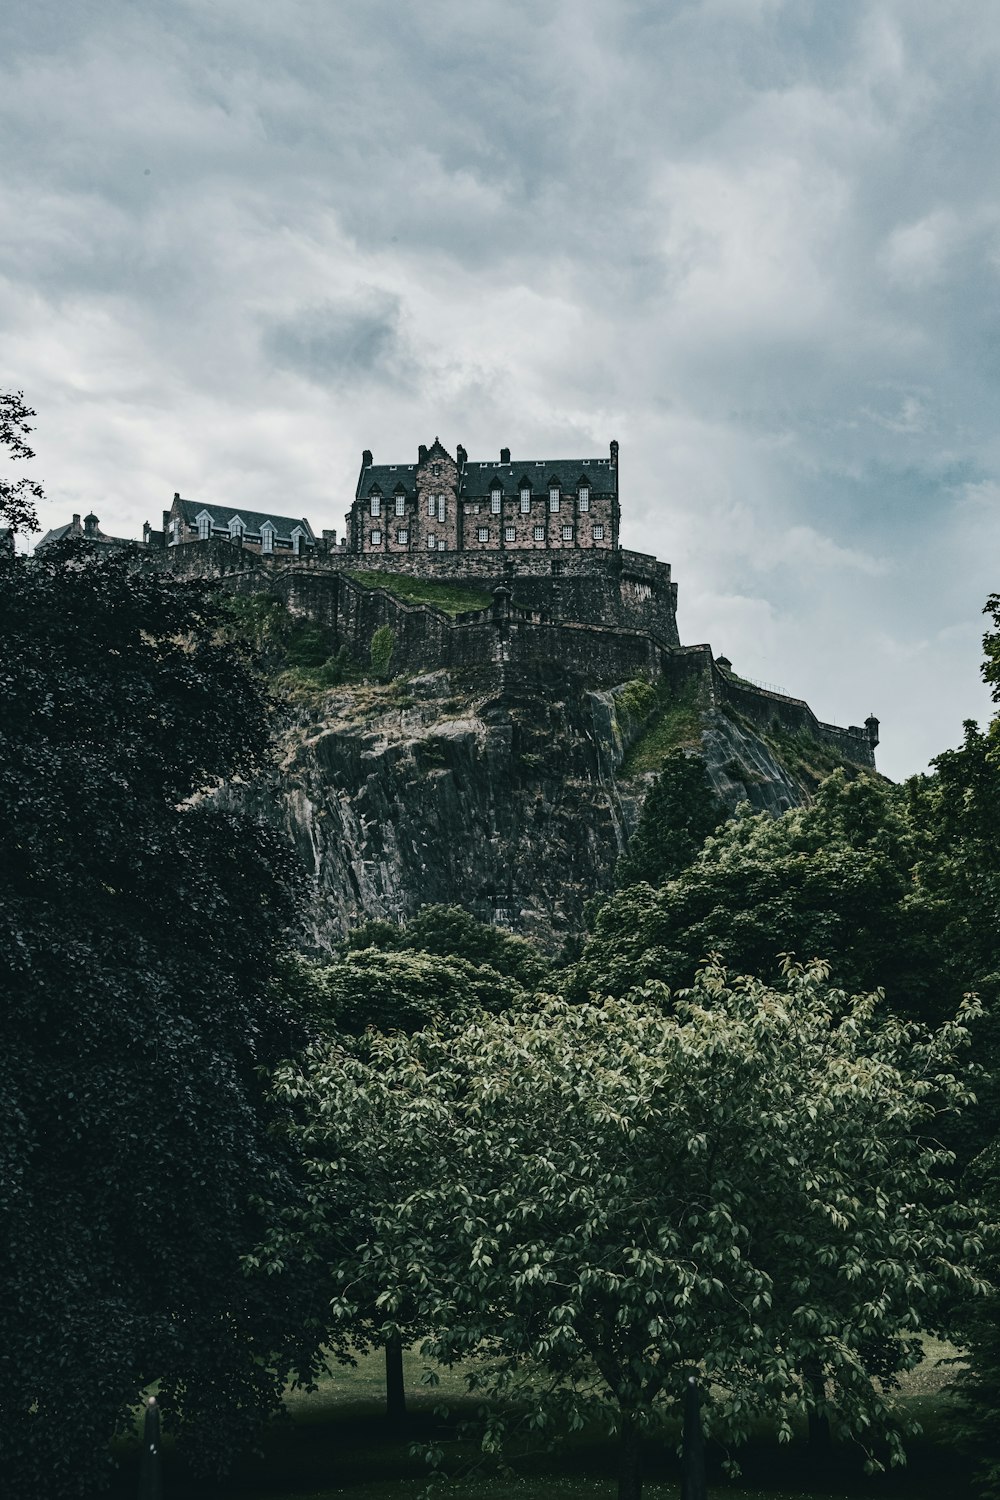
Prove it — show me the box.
[34,436,879,771]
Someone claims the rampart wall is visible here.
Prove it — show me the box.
[153,539,876,769]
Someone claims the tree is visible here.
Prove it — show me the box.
[267,962,987,1500]
[285,947,520,1036]
[564,770,952,1023]
[0,389,43,536]
[0,536,310,1497]
[615,750,725,888]
[345,902,551,990]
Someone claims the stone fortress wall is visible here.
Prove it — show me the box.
[161,537,878,770]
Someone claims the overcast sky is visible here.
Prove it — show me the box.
[3,0,1000,780]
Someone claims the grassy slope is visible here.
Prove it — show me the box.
[346,570,493,616]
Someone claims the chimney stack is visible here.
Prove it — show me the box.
[500,446,510,464]
[610,439,619,467]
[362,449,373,467]
[418,443,428,464]
[72,513,81,530]
[456,444,468,465]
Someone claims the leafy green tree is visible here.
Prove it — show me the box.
[565,770,951,1021]
[616,750,725,888]
[267,962,987,1500]
[283,946,518,1036]
[346,902,551,990]
[0,537,310,1497]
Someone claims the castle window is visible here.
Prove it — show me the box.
[551,560,565,576]
[533,525,545,541]
[491,488,502,512]
[549,488,560,512]
[427,533,436,549]
[437,494,446,522]
[260,524,274,553]
[370,529,382,546]
[562,525,574,541]
[370,495,381,517]
[394,494,405,516]
[196,513,211,540]
[579,488,590,511]
[593,523,605,540]
[228,515,245,541]
[504,526,515,542]
[477,527,489,543]
[431,463,441,476]
[520,490,531,513]
[291,527,304,555]
[427,495,436,517]
[397,528,408,544]
[437,539,446,551]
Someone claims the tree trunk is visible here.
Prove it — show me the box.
[617,1410,643,1500]
[385,1332,406,1426]
[803,1357,830,1454]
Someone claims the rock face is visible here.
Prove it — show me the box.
[239,660,864,957]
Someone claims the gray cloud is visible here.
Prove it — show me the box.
[3,0,1000,776]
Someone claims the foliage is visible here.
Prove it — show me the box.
[0,539,311,1497]
[370,624,395,680]
[347,569,493,616]
[0,389,43,535]
[266,961,987,1500]
[616,750,725,888]
[279,947,518,1036]
[346,902,551,990]
[615,676,658,721]
[220,590,352,689]
[621,682,704,776]
[564,770,948,1022]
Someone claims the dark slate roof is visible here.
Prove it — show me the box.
[459,458,614,500]
[35,523,73,549]
[358,464,417,499]
[357,457,615,501]
[175,498,315,544]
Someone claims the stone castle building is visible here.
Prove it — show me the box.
[346,438,619,557]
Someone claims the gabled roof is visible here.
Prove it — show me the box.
[358,464,417,499]
[35,523,73,549]
[459,457,615,501]
[174,497,315,544]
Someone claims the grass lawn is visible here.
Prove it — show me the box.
[107,1339,974,1500]
[346,571,493,616]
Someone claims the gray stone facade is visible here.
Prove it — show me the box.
[348,438,619,558]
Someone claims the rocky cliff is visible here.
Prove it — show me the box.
[236,659,872,956]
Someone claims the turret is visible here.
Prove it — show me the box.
[865,714,880,749]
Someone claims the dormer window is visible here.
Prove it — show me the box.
[491,488,502,514]
[260,523,275,554]
[578,486,590,511]
[520,487,531,513]
[370,494,381,517]
[291,526,305,556]
[394,493,406,516]
[228,515,245,541]
[549,487,560,512]
[196,512,211,540]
